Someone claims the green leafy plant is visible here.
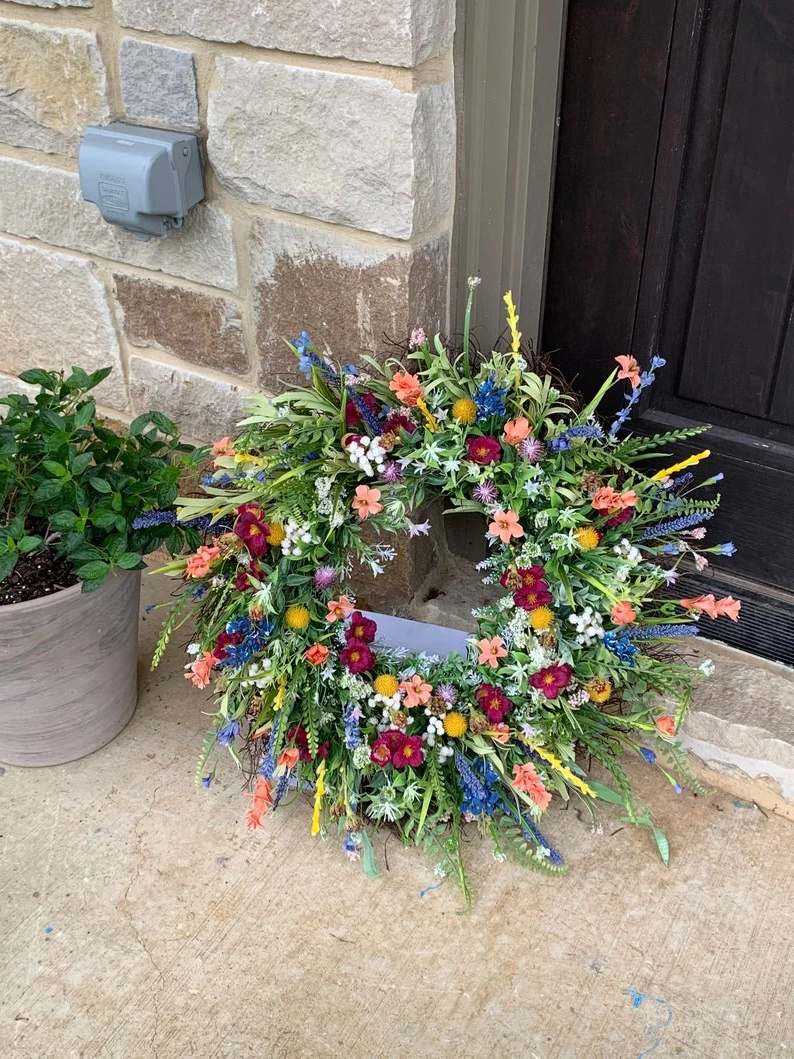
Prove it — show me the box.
[0,366,206,595]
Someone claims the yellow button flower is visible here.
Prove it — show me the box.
[443,712,468,738]
[574,525,602,551]
[452,398,477,425]
[585,677,612,704]
[285,604,310,630]
[529,606,554,631]
[267,522,286,546]
[373,674,400,698]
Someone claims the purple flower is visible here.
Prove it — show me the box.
[409,327,427,350]
[662,568,680,586]
[381,460,403,484]
[313,566,337,591]
[472,481,497,504]
[638,747,657,765]
[218,719,240,747]
[201,774,212,788]
[518,437,544,463]
[435,683,458,706]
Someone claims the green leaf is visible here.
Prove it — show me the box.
[64,367,92,390]
[88,476,112,494]
[43,460,69,478]
[117,551,143,569]
[75,560,110,580]
[89,366,112,387]
[359,830,381,879]
[0,552,18,581]
[70,451,92,475]
[49,510,78,531]
[73,401,96,431]
[18,368,54,388]
[33,480,63,502]
[652,825,670,867]
[18,535,44,553]
[91,509,119,530]
[588,780,627,806]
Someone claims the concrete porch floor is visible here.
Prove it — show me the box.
[2,573,794,1059]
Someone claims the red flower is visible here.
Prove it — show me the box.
[393,734,424,769]
[370,729,408,768]
[345,391,379,427]
[234,503,270,558]
[465,435,502,465]
[287,725,329,761]
[339,639,376,674]
[234,561,264,592]
[214,630,243,660]
[346,610,377,644]
[514,582,553,611]
[530,664,573,700]
[474,683,514,723]
[500,565,546,590]
[605,508,634,528]
[382,413,416,435]
[655,715,676,737]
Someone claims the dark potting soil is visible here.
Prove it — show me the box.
[0,550,80,606]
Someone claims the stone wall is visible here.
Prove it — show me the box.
[0,0,455,440]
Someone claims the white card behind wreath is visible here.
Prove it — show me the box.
[363,612,469,660]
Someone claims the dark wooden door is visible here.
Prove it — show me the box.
[543,0,794,661]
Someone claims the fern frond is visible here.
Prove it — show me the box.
[493,817,568,876]
[151,593,192,670]
[194,724,218,788]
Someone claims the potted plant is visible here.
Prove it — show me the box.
[0,366,205,766]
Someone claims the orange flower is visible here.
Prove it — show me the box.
[488,723,511,744]
[615,355,642,389]
[512,762,552,810]
[326,596,355,623]
[185,650,219,689]
[477,635,508,669]
[715,596,741,622]
[351,485,383,519]
[655,714,676,737]
[246,777,273,830]
[399,674,433,708]
[305,643,330,666]
[488,509,524,544]
[591,487,639,514]
[503,417,531,445]
[388,371,425,407]
[277,747,300,769]
[679,594,720,619]
[212,435,234,456]
[611,600,637,625]
[185,544,221,579]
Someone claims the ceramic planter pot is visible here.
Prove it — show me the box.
[0,570,141,766]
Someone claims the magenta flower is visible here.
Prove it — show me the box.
[513,582,553,611]
[392,735,424,769]
[339,639,376,674]
[472,481,497,505]
[474,683,514,723]
[370,729,409,768]
[346,611,377,644]
[465,435,502,465]
[234,503,269,557]
[530,664,573,700]
[519,437,544,463]
[313,566,337,590]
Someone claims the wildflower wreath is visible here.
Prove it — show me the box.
[152,286,740,903]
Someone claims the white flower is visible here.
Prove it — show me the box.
[186,642,201,655]
[698,658,716,676]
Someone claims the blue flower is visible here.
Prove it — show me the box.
[548,435,571,453]
[717,541,736,556]
[674,783,683,794]
[638,747,657,765]
[218,720,240,747]
[298,355,313,380]
[201,774,213,788]
[602,631,640,666]
[342,364,359,376]
[190,584,207,601]
[651,356,666,369]
[293,331,312,355]
[455,752,500,817]
[639,510,714,539]
[343,704,361,750]
[255,470,268,482]
[629,624,699,639]
[473,374,508,421]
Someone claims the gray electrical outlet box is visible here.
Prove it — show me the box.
[78,122,204,241]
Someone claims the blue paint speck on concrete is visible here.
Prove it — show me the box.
[44,926,53,934]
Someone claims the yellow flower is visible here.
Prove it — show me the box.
[574,525,601,551]
[267,522,286,546]
[503,290,522,358]
[374,674,400,697]
[452,398,477,424]
[311,761,326,836]
[416,397,438,432]
[651,449,711,481]
[285,604,310,630]
[585,677,612,704]
[443,712,468,738]
[529,606,554,631]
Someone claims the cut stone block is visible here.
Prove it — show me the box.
[250,218,449,386]
[119,38,199,129]
[128,356,251,441]
[112,0,454,67]
[208,60,454,239]
[0,20,109,155]
[0,239,126,409]
[113,274,249,377]
[0,157,238,291]
[6,0,91,6]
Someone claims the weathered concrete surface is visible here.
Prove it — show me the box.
[1,573,793,1057]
